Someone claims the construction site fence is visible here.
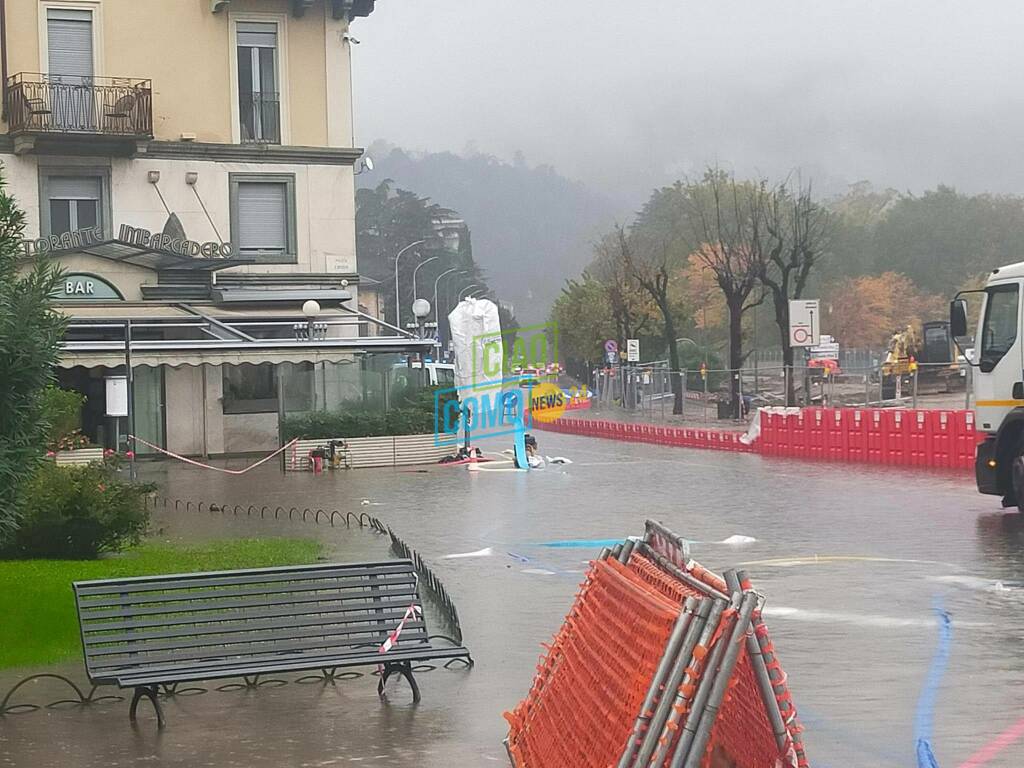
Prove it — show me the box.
[588,360,972,419]
[504,520,806,768]
[536,407,983,470]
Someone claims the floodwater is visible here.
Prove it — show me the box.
[2,433,1024,767]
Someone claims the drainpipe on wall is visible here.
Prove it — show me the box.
[1,0,9,122]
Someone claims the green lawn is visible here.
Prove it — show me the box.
[0,538,323,670]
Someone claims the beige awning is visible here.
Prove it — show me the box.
[58,337,434,370]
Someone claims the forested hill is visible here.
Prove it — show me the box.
[357,143,621,322]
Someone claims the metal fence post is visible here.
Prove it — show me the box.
[912,368,919,408]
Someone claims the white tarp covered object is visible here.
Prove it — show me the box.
[448,297,503,393]
[740,406,803,445]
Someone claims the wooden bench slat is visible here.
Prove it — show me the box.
[74,562,415,596]
[83,608,419,646]
[107,645,472,687]
[77,599,410,635]
[85,620,428,659]
[78,591,418,622]
[77,575,417,609]
[88,629,432,673]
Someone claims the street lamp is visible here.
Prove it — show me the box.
[394,240,426,329]
[459,283,481,301]
[411,255,439,302]
[412,298,431,337]
[302,299,321,341]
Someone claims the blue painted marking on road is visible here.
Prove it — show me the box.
[538,539,626,548]
[914,596,952,768]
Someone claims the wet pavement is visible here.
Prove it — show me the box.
[3,433,1024,767]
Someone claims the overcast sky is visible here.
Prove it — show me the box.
[352,1,1024,203]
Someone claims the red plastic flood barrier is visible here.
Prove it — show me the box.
[756,407,983,470]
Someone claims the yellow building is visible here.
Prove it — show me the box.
[2,0,432,456]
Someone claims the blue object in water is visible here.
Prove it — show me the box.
[538,539,628,549]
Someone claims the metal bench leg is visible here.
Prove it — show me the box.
[129,685,164,728]
[377,662,421,703]
[399,662,421,703]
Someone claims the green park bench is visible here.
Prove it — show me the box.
[72,559,472,726]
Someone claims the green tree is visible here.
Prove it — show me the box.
[0,168,66,543]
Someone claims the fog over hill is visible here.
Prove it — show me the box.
[358,143,623,323]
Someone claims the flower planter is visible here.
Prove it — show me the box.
[52,447,105,466]
[287,434,452,471]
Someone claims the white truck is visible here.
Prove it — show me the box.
[952,263,1024,508]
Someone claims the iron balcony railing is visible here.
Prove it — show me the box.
[5,73,153,138]
[239,91,281,144]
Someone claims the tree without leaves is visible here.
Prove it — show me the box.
[760,178,833,405]
[0,167,67,543]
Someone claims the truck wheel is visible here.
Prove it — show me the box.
[1012,449,1024,514]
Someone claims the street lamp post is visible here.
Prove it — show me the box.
[433,268,463,355]
[459,284,481,301]
[394,240,426,329]
[411,255,439,302]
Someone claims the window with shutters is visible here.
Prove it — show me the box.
[46,8,94,79]
[228,173,297,263]
[45,7,96,130]
[39,168,110,238]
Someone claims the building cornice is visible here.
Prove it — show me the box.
[142,141,364,166]
[211,0,376,20]
[0,137,365,166]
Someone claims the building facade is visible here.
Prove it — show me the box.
[4,0,431,456]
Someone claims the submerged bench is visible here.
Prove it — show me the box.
[72,559,472,726]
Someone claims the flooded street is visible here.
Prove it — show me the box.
[3,433,1024,767]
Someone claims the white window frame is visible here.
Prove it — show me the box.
[228,12,291,145]
[38,1,104,77]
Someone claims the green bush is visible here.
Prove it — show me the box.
[281,387,461,440]
[2,460,154,559]
[40,386,85,447]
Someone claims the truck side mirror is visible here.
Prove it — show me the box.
[950,299,969,338]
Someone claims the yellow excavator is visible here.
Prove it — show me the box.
[880,321,964,398]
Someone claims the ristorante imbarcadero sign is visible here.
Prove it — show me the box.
[23,225,232,259]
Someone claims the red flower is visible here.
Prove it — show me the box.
[125,451,135,459]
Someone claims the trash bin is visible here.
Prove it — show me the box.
[716,400,733,419]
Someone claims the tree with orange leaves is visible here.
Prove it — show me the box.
[824,272,946,349]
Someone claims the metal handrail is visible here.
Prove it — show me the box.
[6,72,153,137]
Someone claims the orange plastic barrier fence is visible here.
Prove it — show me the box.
[505,521,805,768]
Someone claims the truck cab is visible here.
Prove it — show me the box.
[954,264,1024,506]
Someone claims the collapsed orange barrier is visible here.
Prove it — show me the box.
[504,521,806,768]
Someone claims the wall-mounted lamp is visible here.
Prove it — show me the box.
[147,171,160,184]
[185,172,198,186]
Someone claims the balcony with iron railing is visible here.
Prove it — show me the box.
[5,73,153,148]
[239,91,281,144]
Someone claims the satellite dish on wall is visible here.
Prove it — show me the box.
[162,213,187,242]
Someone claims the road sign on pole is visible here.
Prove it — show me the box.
[788,299,820,347]
[626,339,640,362]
